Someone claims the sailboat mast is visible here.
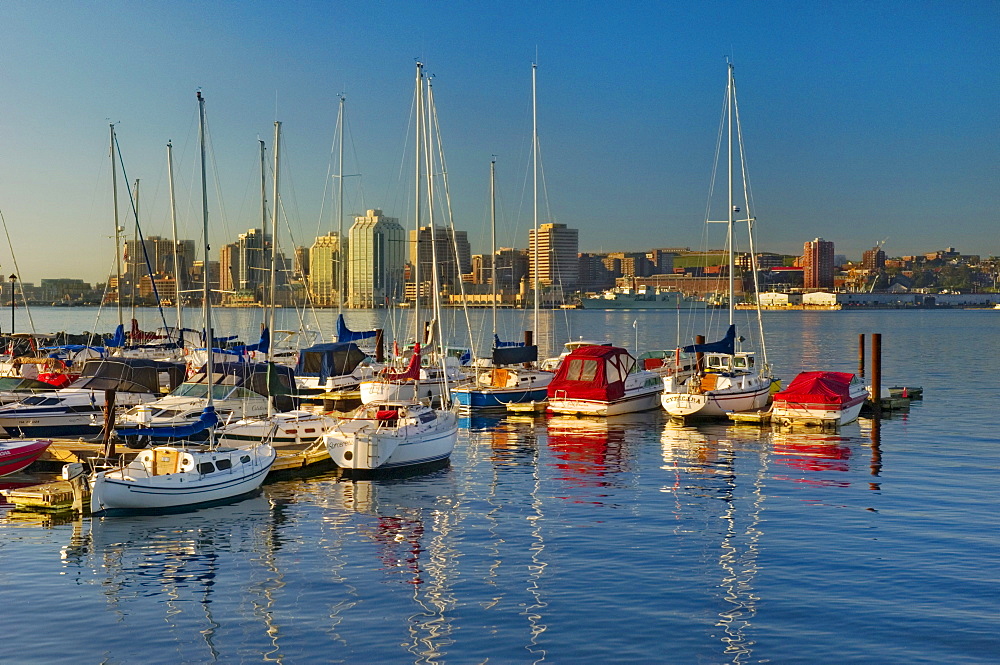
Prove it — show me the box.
[413,62,424,344]
[197,91,214,415]
[167,141,183,339]
[490,157,497,338]
[337,94,345,319]
[268,121,281,418]
[531,63,539,335]
[110,124,124,330]
[726,62,735,327]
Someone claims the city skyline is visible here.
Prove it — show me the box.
[1,2,996,285]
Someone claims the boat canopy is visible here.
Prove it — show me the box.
[683,324,737,356]
[69,357,186,393]
[335,314,377,342]
[773,371,859,407]
[547,345,636,402]
[183,362,296,397]
[295,342,368,383]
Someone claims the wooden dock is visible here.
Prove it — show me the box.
[2,437,336,514]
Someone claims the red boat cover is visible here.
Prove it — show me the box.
[547,345,635,402]
[773,371,857,407]
[380,343,421,381]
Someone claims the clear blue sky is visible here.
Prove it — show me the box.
[1,1,996,284]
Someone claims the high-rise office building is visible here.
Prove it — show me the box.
[348,209,405,308]
[528,222,579,291]
[309,232,346,306]
[802,237,835,289]
[409,225,472,293]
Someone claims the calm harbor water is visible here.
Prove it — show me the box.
[1,307,998,664]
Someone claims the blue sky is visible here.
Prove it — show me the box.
[1,1,996,284]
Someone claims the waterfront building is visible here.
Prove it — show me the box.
[863,246,887,272]
[348,209,405,308]
[578,252,616,292]
[528,222,579,292]
[309,232,346,306]
[409,225,471,297]
[803,237,835,289]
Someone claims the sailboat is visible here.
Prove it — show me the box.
[323,63,458,475]
[660,62,775,420]
[452,157,552,411]
[86,91,276,516]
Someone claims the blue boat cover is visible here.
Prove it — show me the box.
[104,324,126,348]
[336,314,376,342]
[117,405,219,438]
[493,334,525,349]
[228,327,270,356]
[683,324,737,355]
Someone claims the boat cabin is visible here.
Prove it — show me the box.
[703,352,756,374]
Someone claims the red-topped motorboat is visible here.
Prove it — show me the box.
[0,439,52,476]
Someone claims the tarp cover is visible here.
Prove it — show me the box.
[295,342,368,383]
[186,362,296,396]
[336,314,377,342]
[683,324,737,355]
[773,371,858,407]
[493,344,538,366]
[71,357,185,393]
[547,345,635,402]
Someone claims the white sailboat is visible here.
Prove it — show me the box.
[324,63,458,474]
[661,62,775,420]
[452,156,552,411]
[87,91,276,516]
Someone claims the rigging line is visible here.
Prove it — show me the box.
[0,209,36,335]
[112,135,169,333]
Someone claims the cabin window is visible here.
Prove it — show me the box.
[606,361,624,384]
[197,462,216,474]
[240,455,251,464]
[216,458,232,470]
[733,357,747,369]
[567,358,599,382]
[23,396,61,406]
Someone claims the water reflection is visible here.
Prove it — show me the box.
[312,473,462,664]
[62,496,279,664]
[546,412,661,504]
[659,423,766,663]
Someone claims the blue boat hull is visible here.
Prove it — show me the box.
[452,387,549,411]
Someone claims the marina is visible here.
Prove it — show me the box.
[0,306,996,663]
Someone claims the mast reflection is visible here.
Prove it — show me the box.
[660,423,767,662]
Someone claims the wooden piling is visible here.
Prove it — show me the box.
[695,335,706,374]
[871,333,882,417]
[375,329,384,362]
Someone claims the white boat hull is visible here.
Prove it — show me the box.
[771,395,866,427]
[548,386,662,417]
[323,406,457,472]
[661,379,771,419]
[89,444,275,516]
